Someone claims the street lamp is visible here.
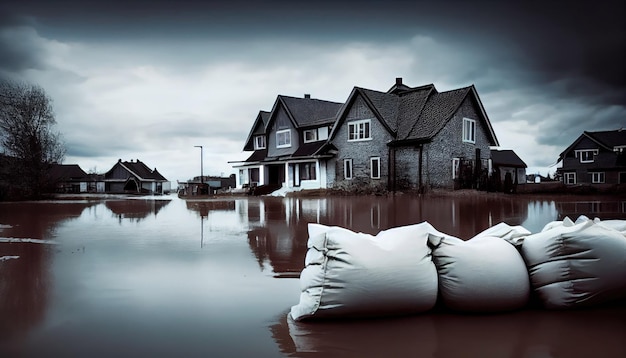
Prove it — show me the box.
[194,145,203,184]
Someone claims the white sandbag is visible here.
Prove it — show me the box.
[470,222,531,246]
[521,219,626,309]
[290,222,440,321]
[540,216,575,232]
[428,234,530,312]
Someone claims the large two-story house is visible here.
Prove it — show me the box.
[558,129,626,185]
[232,78,500,193]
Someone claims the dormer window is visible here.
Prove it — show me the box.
[304,129,318,143]
[276,129,291,148]
[254,135,266,150]
[576,149,598,163]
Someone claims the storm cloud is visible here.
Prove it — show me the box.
[1,0,624,181]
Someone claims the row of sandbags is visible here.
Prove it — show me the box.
[290,216,626,321]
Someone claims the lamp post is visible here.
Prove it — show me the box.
[194,145,203,184]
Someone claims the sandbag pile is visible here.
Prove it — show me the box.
[290,216,626,321]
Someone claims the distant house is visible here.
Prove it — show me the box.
[558,129,626,185]
[490,149,527,192]
[104,159,169,194]
[232,78,500,193]
[47,164,89,193]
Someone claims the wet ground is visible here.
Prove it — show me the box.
[1,193,625,357]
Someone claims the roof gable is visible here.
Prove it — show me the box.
[107,159,167,181]
[329,87,398,140]
[265,95,343,135]
[243,111,270,151]
[559,129,626,161]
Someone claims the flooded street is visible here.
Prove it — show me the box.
[1,193,625,357]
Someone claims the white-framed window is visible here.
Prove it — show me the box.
[318,126,329,140]
[344,159,353,180]
[590,172,605,184]
[303,129,318,143]
[452,158,460,179]
[254,135,266,150]
[575,149,598,163]
[370,157,380,179]
[348,119,371,141]
[462,118,476,143]
[614,146,626,153]
[564,172,576,185]
[276,129,291,148]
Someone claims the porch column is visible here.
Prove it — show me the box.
[259,165,265,186]
[284,162,289,187]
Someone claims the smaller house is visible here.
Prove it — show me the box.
[104,159,169,194]
[490,149,527,192]
[558,129,626,185]
[47,164,89,193]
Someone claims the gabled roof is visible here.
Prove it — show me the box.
[558,129,626,161]
[330,82,499,147]
[108,159,168,181]
[491,149,527,168]
[243,111,270,151]
[278,95,343,128]
[244,149,267,163]
[585,129,626,149]
[48,164,88,181]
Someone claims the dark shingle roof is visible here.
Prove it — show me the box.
[585,129,626,149]
[396,85,436,140]
[491,149,527,168]
[358,88,400,133]
[245,149,267,163]
[404,87,471,140]
[292,141,327,157]
[279,96,343,127]
[48,164,88,181]
[122,160,168,181]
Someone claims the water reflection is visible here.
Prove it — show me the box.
[0,201,97,353]
[105,198,171,222]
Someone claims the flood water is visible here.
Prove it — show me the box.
[1,193,625,357]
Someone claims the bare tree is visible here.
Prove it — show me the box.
[0,79,66,198]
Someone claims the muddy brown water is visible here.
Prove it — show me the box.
[1,194,625,357]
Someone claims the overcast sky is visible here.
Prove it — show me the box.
[1,0,624,183]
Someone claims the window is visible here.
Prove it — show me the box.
[452,158,460,179]
[276,129,291,148]
[370,157,380,179]
[590,172,605,184]
[576,149,598,163]
[564,172,576,185]
[303,129,317,143]
[348,119,371,141]
[344,159,353,179]
[299,162,316,180]
[254,135,266,150]
[462,118,476,143]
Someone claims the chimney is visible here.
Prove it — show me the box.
[304,94,311,99]
[396,77,403,86]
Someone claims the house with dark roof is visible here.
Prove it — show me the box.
[104,159,169,194]
[47,164,90,193]
[490,149,527,192]
[557,129,626,185]
[232,78,500,193]
[234,95,342,191]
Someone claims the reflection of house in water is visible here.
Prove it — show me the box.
[185,200,236,217]
[556,199,626,220]
[105,199,171,222]
[243,195,531,277]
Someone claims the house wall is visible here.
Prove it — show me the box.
[394,146,421,189]
[267,106,300,158]
[331,95,393,191]
[422,95,493,189]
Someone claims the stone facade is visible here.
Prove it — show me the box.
[331,95,394,191]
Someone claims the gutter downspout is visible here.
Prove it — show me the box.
[418,144,424,193]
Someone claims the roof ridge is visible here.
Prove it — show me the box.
[402,86,436,140]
